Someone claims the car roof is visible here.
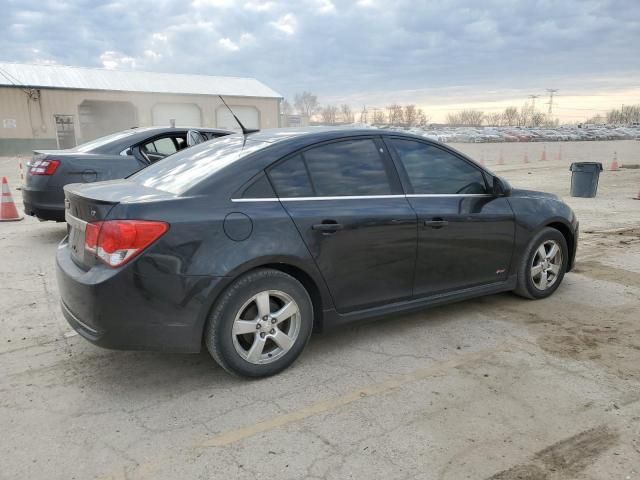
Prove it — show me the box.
[127,126,233,136]
[74,126,234,154]
[237,126,441,151]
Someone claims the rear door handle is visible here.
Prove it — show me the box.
[424,218,449,229]
[312,221,344,233]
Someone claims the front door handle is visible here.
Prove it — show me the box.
[424,218,449,229]
[312,221,344,234]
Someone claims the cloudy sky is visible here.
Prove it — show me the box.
[2,0,639,121]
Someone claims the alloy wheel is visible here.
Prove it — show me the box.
[530,239,563,290]
[231,290,301,364]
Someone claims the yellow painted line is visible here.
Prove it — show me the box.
[197,344,505,448]
[97,344,507,480]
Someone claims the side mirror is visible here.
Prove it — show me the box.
[492,176,512,196]
[186,129,205,147]
[120,147,133,156]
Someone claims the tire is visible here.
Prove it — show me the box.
[205,268,313,377]
[514,227,568,299]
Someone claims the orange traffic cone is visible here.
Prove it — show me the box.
[540,146,547,161]
[1,177,23,221]
[609,152,620,171]
[556,145,562,161]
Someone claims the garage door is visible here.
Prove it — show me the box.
[152,103,202,127]
[216,106,259,131]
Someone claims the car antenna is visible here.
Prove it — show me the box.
[218,95,259,135]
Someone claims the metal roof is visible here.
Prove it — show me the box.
[0,62,282,98]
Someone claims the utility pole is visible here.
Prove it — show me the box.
[528,95,540,110]
[360,105,368,124]
[546,89,558,115]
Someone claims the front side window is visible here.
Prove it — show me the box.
[150,137,178,156]
[389,139,487,194]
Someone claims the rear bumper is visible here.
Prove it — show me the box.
[56,238,231,353]
[22,186,65,221]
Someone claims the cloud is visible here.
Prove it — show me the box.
[244,0,275,11]
[99,51,136,70]
[218,38,240,51]
[313,0,336,14]
[1,0,639,121]
[270,13,297,35]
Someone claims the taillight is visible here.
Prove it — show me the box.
[29,159,61,175]
[84,220,169,267]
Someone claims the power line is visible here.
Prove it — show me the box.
[546,89,559,115]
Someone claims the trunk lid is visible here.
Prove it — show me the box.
[63,180,175,268]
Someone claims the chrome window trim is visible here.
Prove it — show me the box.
[65,212,88,232]
[231,193,493,203]
[406,194,492,198]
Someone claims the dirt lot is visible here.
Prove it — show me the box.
[1,140,639,480]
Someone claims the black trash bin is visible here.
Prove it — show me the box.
[569,162,603,198]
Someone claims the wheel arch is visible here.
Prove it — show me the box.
[544,220,576,271]
[197,257,331,348]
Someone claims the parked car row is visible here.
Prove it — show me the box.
[378,125,640,143]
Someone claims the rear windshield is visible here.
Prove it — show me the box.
[130,134,268,194]
[72,129,140,153]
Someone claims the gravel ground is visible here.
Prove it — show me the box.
[1,140,639,480]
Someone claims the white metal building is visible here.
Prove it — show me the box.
[0,62,282,154]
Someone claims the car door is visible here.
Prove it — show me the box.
[384,137,515,296]
[267,137,417,313]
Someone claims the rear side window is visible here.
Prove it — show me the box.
[389,139,487,195]
[268,139,394,198]
[269,154,313,197]
[303,138,391,197]
[304,139,392,196]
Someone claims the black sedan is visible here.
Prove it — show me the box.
[23,126,231,221]
[57,128,578,377]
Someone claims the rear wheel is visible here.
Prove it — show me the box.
[514,227,568,299]
[205,269,313,377]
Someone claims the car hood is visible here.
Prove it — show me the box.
[510,188,561,201]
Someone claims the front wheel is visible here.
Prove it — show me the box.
[514,227,568,299]
[205,269,313,377]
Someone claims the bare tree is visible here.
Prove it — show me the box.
[281,99,293,116]
[530,111,547,127]
[503,106,519,126]
[446,112,460,125]
[485,112,503,126]
[294,91,319,119]
[606,104,640,124]
[446,109,484,126]
[386,104,405,125]
[359,106,369,124]
[584,114,606,124]
[416,108,430,127]
[340,104,355,123]
[320,105,338,124]
[404,105,417,126]
[372,108,386,124]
